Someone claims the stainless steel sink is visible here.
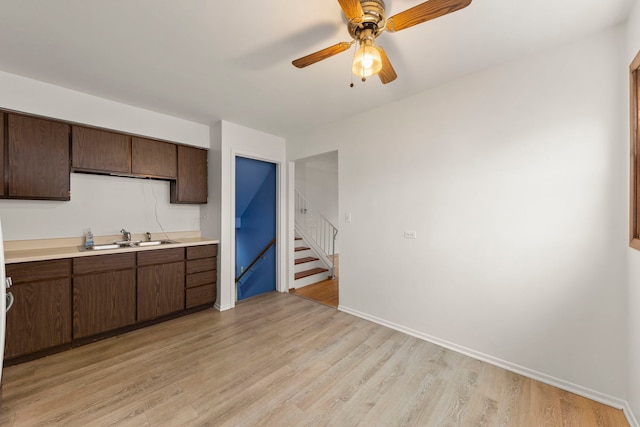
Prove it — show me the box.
[80,239,178,251]
[136,240,178,247]
[82,243,122,251]
[113,240,141,246]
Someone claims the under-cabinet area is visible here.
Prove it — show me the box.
[4,242,218,365]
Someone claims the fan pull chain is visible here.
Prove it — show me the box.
[361,45,367,83]
[350,42,357,88]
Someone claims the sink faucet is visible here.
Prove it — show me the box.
[120,229,131,242]
[146,232,151,242]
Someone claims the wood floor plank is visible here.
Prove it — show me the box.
[0,292,629,426]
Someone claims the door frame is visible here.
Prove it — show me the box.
[233,154,279,301]
[229,149,286,304]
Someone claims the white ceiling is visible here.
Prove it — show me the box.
[0,0,633,139]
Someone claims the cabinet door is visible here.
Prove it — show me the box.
[73,270,136,339]
[72,126,130,174]
[170,145,208,204]
[4,278,72,359]
[137,261,185,322]
[7,114,70,200]
[0,112,5,196]
[132,137,177,179]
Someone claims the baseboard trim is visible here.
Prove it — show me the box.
[338,304,636,425]
[214,302,233,312]
[624,402,640,427]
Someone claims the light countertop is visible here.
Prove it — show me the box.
[3,231,219,264]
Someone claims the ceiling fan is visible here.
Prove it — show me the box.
[292,0,472,85]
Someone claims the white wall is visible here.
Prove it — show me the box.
[295,151,339,228]
[626,0,640,422]
[0,71,210,240]
[288,27,629,406]
[200,121,222,241]
[217,121,286,311]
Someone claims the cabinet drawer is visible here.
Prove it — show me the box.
[7,259,71,284]
[186,284,215,308]
[187,244,217,260]
[73,253,136,275]
[186,257,216,274]
[186,270,216,289]
[137,248,184,266]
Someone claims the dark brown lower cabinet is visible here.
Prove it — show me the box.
[5,259,72,359]
[4,244,216,364]
[137,262,185,322]
[72,253,137,339]
[136,247,185,322]
[186,244,217,308]
[73,270,136,339]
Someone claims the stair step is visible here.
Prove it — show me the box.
[295,246,310,252]
[295,267,329,280]
[295,256,319,265]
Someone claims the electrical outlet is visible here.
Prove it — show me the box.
[345,213,352,223]
[404,231,417,239]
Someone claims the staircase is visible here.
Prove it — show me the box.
[293,236,330,288]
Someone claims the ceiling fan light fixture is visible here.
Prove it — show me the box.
[352,40,382,78]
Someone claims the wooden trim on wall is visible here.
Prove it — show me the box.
[630,50,640,249]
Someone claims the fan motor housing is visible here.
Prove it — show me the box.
[348,0,386,39]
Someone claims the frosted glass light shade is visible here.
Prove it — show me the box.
[352,44,382,78]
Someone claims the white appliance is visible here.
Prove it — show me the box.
[0,218,13,384]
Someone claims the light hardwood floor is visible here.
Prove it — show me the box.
[0,292,628,426]
[290,277,339,307]
[290,255,339,307]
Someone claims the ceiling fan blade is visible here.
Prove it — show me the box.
[386,0,472,32]
[292,42,352,68]
[377,47,397,84]
[337,0,364,21]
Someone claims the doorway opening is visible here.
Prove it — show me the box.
[235,157,277,301]
[290,150,339,307]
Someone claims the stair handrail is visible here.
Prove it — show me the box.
[294,189,338,278]
[235,238,276,284]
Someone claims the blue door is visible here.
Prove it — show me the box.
[235,157,277,300]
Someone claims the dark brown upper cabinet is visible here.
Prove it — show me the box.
[131,137,177,179]
[6,114,70,200]
[0,109,207,204]
[72,126,130,174]
[0,112,5,197]
[171,145,208,204]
